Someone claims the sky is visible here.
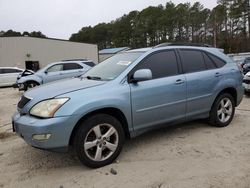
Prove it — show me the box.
[0,0,217,40]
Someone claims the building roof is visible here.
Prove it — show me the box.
[127,47,152,53]
[0,36,97,46]
[99,47,130,54]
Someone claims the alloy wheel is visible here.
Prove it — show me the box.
[84,123,119,162]
[217,98,233,123]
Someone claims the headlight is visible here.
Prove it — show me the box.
[30,98,69,118]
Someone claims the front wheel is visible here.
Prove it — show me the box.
[74,114,125,168]
[24,81,39,91]
[209,93,235,127]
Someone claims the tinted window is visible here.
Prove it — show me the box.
[47,64,63,73]
[63,63,82,70]
[203,52,217,69]
[131,50,179,79]
[83,62,95,67]
[14,69,23,73]
[1,69,21,74]
[207,53,226,68]
[180,50,206,73]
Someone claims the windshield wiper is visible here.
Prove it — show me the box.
[86,76,102,80]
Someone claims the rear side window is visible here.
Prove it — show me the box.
[207,53,226,68]
[1,69,21,74]
[180,50,206,73]
[203,52,217,69]
[132,50,179,79]
[83,62,95,67]
[63,63,82,70]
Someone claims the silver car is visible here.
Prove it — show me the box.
[0,67,24,87]
[16,60,95,90]
[243,71,250,95]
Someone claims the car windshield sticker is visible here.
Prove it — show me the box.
[117,61,131,66]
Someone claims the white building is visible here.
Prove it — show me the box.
[0,36,98,71]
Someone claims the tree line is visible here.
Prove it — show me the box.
[0,30,46,38]
[70,0,250,53]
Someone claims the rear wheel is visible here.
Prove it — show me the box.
[24,81,39,91]
[209,93,235,127]
[74,114,125,168]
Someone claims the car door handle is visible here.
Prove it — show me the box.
[175,79,185,85]
[215,72,222,77]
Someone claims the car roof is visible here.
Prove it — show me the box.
[0,67,23,69]
[124,45,230,63]
[126,45,222,54]
[48,60,92,66]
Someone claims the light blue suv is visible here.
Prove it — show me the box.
[12,44,244,168]
[16,60,95,91]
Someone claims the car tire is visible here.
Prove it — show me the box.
[209,93,235,127]
[74,114,125,168]
[24,81,39,91]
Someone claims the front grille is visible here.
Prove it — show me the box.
[18,96,31,109]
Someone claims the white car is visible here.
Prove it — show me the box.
[0,67,24,87]
[243,71,250,95]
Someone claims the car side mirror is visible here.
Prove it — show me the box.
[44,70,48,74]
[132,69,152,83]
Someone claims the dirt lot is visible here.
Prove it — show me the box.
[0,87,250,188]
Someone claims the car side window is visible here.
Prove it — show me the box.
[63,63,82,71]
[203,52,217,69]
[47,64,63,73]
[131,50,179,80]
[1,69,20,74]
[207,53,226,68]
[83,62,95,67]
[180,49,206,73]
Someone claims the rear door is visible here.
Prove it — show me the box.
[7,68,23,84]
[0,69,5,86]
[0,68,22,86]
[129,50,187,131]
[178,49,225,118]
[63,63,84,78]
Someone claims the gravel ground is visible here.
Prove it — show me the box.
[0,87,250,188]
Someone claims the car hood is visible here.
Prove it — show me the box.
[24,78,106,101]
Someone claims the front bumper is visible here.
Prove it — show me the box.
[12,112,77,151]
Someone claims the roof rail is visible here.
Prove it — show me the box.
[61,59,88,61]
[154,43,212,48]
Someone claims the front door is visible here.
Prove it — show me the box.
[43,64,64,83]
[129,50,187,131]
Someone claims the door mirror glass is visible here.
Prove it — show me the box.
[132,69,152,82]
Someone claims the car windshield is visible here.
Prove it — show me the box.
[83,52,143,80]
